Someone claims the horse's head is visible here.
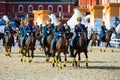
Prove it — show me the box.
[109,27,116,33]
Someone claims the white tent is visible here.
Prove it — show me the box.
[49,14,57,26]
[67,10,90,29]
[67,10,94,39]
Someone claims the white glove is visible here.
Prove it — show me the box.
[78,34,80,36]
[47,31,50,33]
[59,34,62,36]
[27,33,29,36]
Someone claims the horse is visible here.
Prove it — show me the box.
[70,28,88,68]
[52,32,70,69]
[21,32,35,63]
[4,30,14,57]
[90,27,116,52]
[41,31,54,62]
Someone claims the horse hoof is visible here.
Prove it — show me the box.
[100,50,102,52]
[104,50,106,52]
[60,66,62,69]
[24,60,26,62]
[52,63,55,67]
[6,54,8,56]
[46,59,49,62]
[72,63,74,67]
[78,65,80,67]
[63,64,66,67]
[90,50,92,52]
[21,59,23,62]
[75,61,77,66]
[112,50,114,52]
[28,60,32,63]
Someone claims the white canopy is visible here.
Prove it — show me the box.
[67,10,90,29]
[49,14,57,26]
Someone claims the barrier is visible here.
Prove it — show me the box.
[110,39,120,48]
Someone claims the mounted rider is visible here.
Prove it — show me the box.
[98,21,108,40]
[22,18,32,47]
[42,18,54,46]
[51,18,66,50]
[70,17,86,47]
[3,20,15,46]
[16,18,24,41]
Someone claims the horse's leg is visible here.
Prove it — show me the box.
[63,53,67,67]
[21,49,24,62]
[28,49,31,63]
[72,51,77,67]
[90,40,94,52]
[52,50,55,67]
[58,52,62,69]
[84,51,88,68]
[56,55,58,67]
[104,43,108,52]
[98,40,102,52]
[46,48,50,62]
[109,43,113,52]
[78,53,81,67]
[23,48,26,62]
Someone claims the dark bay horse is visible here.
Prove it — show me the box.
[52,32,70,69]
[4,31,14,57]
[41,32,54,62]
[21,33,35,63]
[70,28,88,68]
[90,27,116,52]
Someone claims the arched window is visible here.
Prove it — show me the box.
[28,5,33,13]
[38,5,43,10]
[18,5,23,13]
[57,5,63,13]
[48,5,53,13]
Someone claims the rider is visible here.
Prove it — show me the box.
[98,21,107,40]
[32,22,39,49]
[71,17,85,47]
[42,18,54,46]
[22,18,32,47]
[64,23,71,33]
[3,20,15,46]
[51,18,65,50]
[16,19,24,41]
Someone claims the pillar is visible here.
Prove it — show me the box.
[33,10,50,25]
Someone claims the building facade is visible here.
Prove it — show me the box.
[0,0,74,24]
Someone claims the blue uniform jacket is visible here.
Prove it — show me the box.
[32,25,39,33]
[4,25,12,36]
[26,24,32,35]
[54,25,65,37]
[74,24,85,36]
[45,24,54,34]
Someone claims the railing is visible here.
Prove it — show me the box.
[110,39,120,48]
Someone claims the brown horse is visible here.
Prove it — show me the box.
[4,31,13,57]
[90,27,116,52]
[41,32,54,62]
[21,33,35,63]
[70,28,88,68]
[52,32,70,69]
